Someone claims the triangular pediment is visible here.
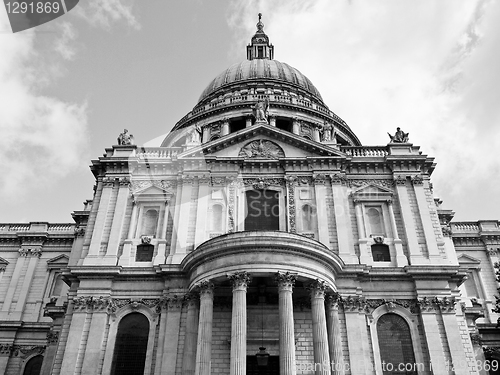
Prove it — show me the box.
[130,181,175,196]
[351,183,393,201]
[457,254,481,265]
[47,254,69,269]
[178,124,346,159]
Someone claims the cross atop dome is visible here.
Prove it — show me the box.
[247,13,274,60]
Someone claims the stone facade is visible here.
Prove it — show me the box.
[1,15,500,375]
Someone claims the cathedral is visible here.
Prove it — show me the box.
[1,14,500,375]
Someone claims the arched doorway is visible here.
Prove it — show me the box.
[23,355,43,375]
[110,312,149,375]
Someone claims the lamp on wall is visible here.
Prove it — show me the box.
[256,286,269,366]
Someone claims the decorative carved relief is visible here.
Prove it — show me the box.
[349,179,393,189]
[417,296,456,313]
[285,176,297,233]
[195,280,215,297]
[73,296,162,314]
[12,345,45,358]
[228,180,235,233]
[340,296,419,314]
[240,177,285,190]
[238,140,285,159]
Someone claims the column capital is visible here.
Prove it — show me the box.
[227,271,251,291]
[325,292,342,311]
[275,271,297,291]
[195,280,215,298]
[307,279,328,299]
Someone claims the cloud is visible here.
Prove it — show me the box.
[228,0,500,219]
[54,21,77,60]
[0,11,89,197]
[74,0,141,30]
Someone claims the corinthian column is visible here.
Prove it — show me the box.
[275,272,297,375]
[308,279,331,375]
[325,294,344,375]
[195,281,214,375]
[227,272,251,375]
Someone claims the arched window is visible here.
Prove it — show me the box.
[367,207,384,235]
[141,209,158,237]
[23,355,43,375]
[244,189,280,231]
[301,204,316,232]
[372,244,391,262]
[377,314,417,375]
[111,313,149,375]
[211,204,223,232]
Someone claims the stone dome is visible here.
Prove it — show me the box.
[197,59,324,106]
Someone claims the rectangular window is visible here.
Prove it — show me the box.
[244,189,280,231]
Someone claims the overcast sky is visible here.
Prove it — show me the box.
[0,0,498,223]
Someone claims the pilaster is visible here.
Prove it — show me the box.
[313,174,330,247]
[394,175,425,264]
[181,293,199,375]
[330,174,357,263]
[161,295,183,375]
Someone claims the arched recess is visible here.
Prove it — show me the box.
[22,355,43,375]
[369,304,426,374]
[102,303,159,375]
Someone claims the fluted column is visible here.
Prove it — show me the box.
[276,272,297,375]
[325,294,344,375]
[182,293,200,375]
[195,281,214,375]
[228,272,251,375]
[308,279,331,375]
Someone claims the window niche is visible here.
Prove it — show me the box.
[120,183,173,267]
[351,184,398,266]
[44,254,70,305]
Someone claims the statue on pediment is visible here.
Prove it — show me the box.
[321,121,335,142]
[187,124,202,144]
[388,127,409,143]
[117,129,134,145]
[252,97,269,123]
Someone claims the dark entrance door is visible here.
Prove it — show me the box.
[246,355,280,375]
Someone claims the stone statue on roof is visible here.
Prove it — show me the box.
[117,129,134,145]
[388,127,409,143]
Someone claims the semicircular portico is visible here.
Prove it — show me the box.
[181,231,343,289]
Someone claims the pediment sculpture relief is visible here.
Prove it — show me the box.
[238,139,285,159]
